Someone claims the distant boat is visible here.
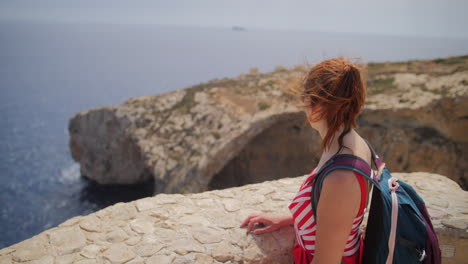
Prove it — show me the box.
[232,26,247,31]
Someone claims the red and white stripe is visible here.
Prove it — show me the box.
[288,168,370,258]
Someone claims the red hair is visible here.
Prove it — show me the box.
[285,57,367,154]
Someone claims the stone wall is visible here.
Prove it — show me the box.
[1,172,466,264]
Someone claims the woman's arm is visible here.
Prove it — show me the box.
[312,169,362,264]
[239,213,293,234]
[279,214,293,226]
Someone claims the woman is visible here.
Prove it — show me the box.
[240,57,372,264]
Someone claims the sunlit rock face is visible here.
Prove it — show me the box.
[356,96,468,190]
[1,172,466,264]
[68,56,468,192]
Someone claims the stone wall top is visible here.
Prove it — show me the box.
[1,172,467,264]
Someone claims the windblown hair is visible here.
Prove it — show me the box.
[283,57,367,154]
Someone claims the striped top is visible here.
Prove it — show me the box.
[288,167,370,260]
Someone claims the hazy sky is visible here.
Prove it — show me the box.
[1,0,467,39]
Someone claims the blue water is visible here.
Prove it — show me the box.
[1,20,467,248]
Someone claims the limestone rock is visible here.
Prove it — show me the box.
[170,239,205,255]
[134,198,159,212]
[178,215,211,226]
[145,254,175,264]
[442,217,468,231]
[133,242,165,257]
[222,199,241,212]
[191,226,224,244]
[101,243,136,264]
[124,236,141,246]
[105,228,129,243]
[195,254,214,263]
[27,255,55,264]
[54,252,81,264]
[0,255,11,264]
[79,215,102,232]
[0,172,466,263]
[68,56,468,194]
[211,240,242,262]
[48,226,87,255]
[10,235,48,262]
[59,216,83,227]
[80,244,102,259]
[130,217,155,234]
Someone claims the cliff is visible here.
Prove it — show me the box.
[0,172,466,263]
[68,55,468,192]
[2,55,468,262]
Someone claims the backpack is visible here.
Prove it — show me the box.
[308,139,442,264]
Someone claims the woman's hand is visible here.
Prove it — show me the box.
[239,213,292,235]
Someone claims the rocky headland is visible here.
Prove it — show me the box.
[68,55,468,193]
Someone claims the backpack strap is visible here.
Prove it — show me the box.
[310,154,383,220]
[363,139,386,181]
[363,138,381,168]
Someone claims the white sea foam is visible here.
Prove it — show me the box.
[59,163,80,184]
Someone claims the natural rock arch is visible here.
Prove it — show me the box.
[208,112,320,190]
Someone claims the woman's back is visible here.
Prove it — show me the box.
[290,134,373,264]
[289,165,371,264]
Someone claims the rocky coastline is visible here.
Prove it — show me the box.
[1,55,467,263]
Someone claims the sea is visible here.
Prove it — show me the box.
[1,20,467,248]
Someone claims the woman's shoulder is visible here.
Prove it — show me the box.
[316,169,363,219]
[320,168,362,202]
